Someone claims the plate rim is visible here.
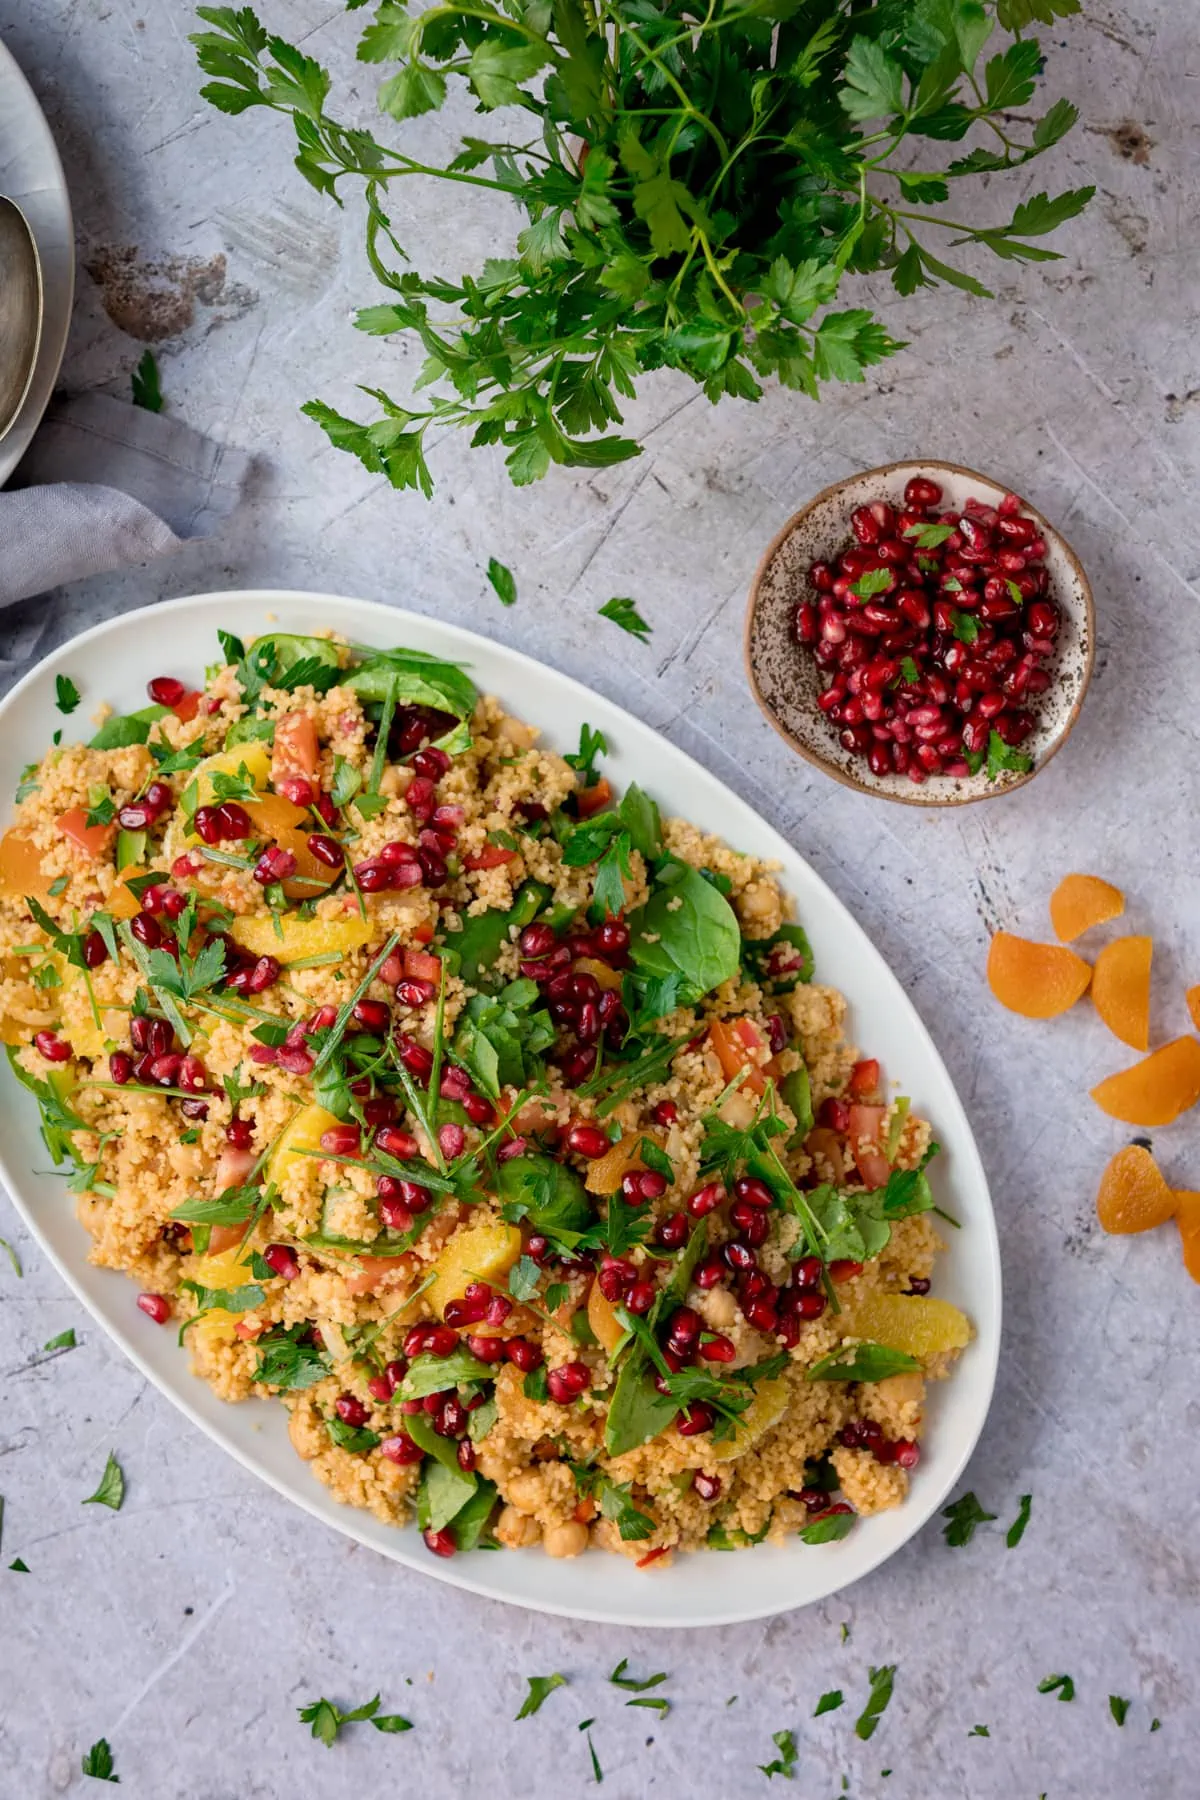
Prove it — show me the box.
[0,587,1003,1627]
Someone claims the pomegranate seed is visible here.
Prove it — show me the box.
[335,1392,369,1427]
[564,1122,609,1159]
[656,1212,688,1248]
[461,1091,493,1127]
[136,1292,170,1324]
[506,1337,543,1372]
[306,832,344,868]
[253,844,297,885]
[263,1243,300,1280]
[732,1175,773,1210]
[547,1361,591,1403]
[108,1050,133,1085]
[723,1241,757,1274]
[676,1403,714,1437]
[147,676,186,706]
[320,1124,361,1157]
[456,1438,477,1473]
[742,1296,778,1333]
[464,1333,507,1365]
[692,1471,722,1501]
[651,1100,678,1127]
[819,1096,849,1132]
[686,1181,725,1218]
[793,1255,823,1290]
[699,1332,736,1363]
[178,1054,207,1092]
[397,1180,432,1214]
[559,1046,597,1087]
[731,1201,769,1246]
[379,1433,421,1466]
[439,1122,465,1158]
[348,997,389,1035]
[423,1527,456,1558]
[130,913,162,949]
[694,1256,726,1290]
[404,1323,458,1359]
[829,1259,863,1283]
[34,1030,71,1063]
[225,1116,254,1149]
[626,1279,656,1315]
[276,775,313,808]
[666,1306,701,1352]
[395,1037,434,1080]
[375,1125,419,1159]
[366,1374,392,1403]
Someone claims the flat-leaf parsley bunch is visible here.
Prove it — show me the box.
[193,0,1088,493]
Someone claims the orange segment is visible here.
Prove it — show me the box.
[1091,935,1152,1052]
[1187,986,1200,1033]
[1174,1192,1200,1282]
[1090,1037,1200,1127]
[1049,873,1125,943]
[1095,1144,1176,1234]
[987,932,1091,1020]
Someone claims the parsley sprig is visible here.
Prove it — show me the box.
[192,3,1088,495]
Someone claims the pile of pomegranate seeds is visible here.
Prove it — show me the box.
[794,477,1061,786]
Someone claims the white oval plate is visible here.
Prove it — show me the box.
[0,591,1001,1627]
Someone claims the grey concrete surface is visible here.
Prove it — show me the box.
[1,2,1196,1795]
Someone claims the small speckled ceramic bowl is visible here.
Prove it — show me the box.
[744,460,1094,807]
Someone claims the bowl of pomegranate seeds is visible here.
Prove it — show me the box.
[745,461,1094,805]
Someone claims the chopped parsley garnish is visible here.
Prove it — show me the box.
[849,568,894,601]
[298,1694,411,1745]
[986,728,1033,780]
[1109,1695,1130,1726]
[598,596,650,641]
[627,1695,669,1716]
[9,1556,29,1572]
[131,348,163,412]
[486,556,517,606]
[43,1328,77,1352]
[855,1665,896,1741]
[759,1727,798,1778]
[81,1737,119,1781]
[586,1729,603,1783]
[609,1659,667,1692]
[814,1690,844,1716]
[941,1491,996,1547]
[55,674,81,714]
[1037,1673,1075,1702]
[1006,1492,1032,1548]
[949,607,979,644]
[82,1451,125,1511]
[515,1673,567,1719]
[0,1235,21,1278]
[565,723,607,788]
[968,1723,990,1737]
[902,520,955,549]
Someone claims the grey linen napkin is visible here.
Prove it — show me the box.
[1,390,252,609]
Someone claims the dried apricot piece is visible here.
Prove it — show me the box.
[1187,986,1200,1033]
[1095,1145,1175,1234]
[987,932,1091,1020]
[1090,1037,1200,1127]
[1049,873,1125,943]
[1091,935,1152,1052]
[1174,1192,1200,1282]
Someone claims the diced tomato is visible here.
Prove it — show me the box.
[234,1318,265,1340]
[829,1259,864,1283]
[847,1102,889,1187]
[171,690,202,724]
[573,1497,598,1524]
[344,1255,411,1297]
[707,1017,766,1097]
[56,807,116,860]
[849,1058,881,1098]
[636,1545,669,1569]
[272,710,320,784]
[412,921,434,945]
[214,1145,255,1194]
[403,948,441,983]
[576,778,611,820]
[463,846,517,872]
[207,1221,248,1255]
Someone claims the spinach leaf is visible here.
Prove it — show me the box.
[88,703,169,750]
[399,1347,496,1397]
[604,1223,708,1456]
[617,783,661,860]
[446,881,549,983]
[627,859,741,998]
[780,1064,813,1138]
[344,646,477,719]
[450,979,555,1098]
[449,1475,499,1549]
[807,1342,922,1382]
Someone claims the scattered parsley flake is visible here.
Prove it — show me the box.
[814,1690,844,1717]
[0,1235,21,1278]
[968,1723,990,1737]
[986,728,1033,781]
[516,1673,567,1719]
[609,1659,667,1692]
[903,520,955,548]
[1037,1673,1075,1702]
[759,1727,798,1779]
[1006,577,1025,606]
[626,1696,669,1716]
[840,1622,850,1643]
[586,1730,603,1783]
[1151,1717,1162,1732]
[81,1738,119,1782]
[1109,1695,1130,1726]
[131,349,163,412]
[486,556,517,605]
[298,1694,409,1745]
[9,1556,29,1572]
[855,1665,896,1742]
[83,1451,124,1511]
[43,1328,77,1352]
[849,567,894,600]
[598,596,650,641]
[1006,1493,1032,1548]
[941,1491,996,1547]
[55,675,81,715]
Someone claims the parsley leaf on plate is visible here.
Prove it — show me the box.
[941,1491,996,1547]
[43,1328,77,1352]
[598,597,650,642]
[968,1723,990,1737]
[986,728,1033,780]
[849,567,894,600]
[298,1693,409,1745]
[815,1689,844,1716]
[609,1659,668,1692]
[131,348,163,412]
[55,674,81,714]
[1037,1673,1075,1702]
[565,723,607,788]
[1109,1695,1130,1726]
[82,1451,124,1511]
[0,1235,21,1278]
[516,1672,567,1719]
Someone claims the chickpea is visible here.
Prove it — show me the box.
[542,1520,589,1559]
[495,1505,541,1549]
